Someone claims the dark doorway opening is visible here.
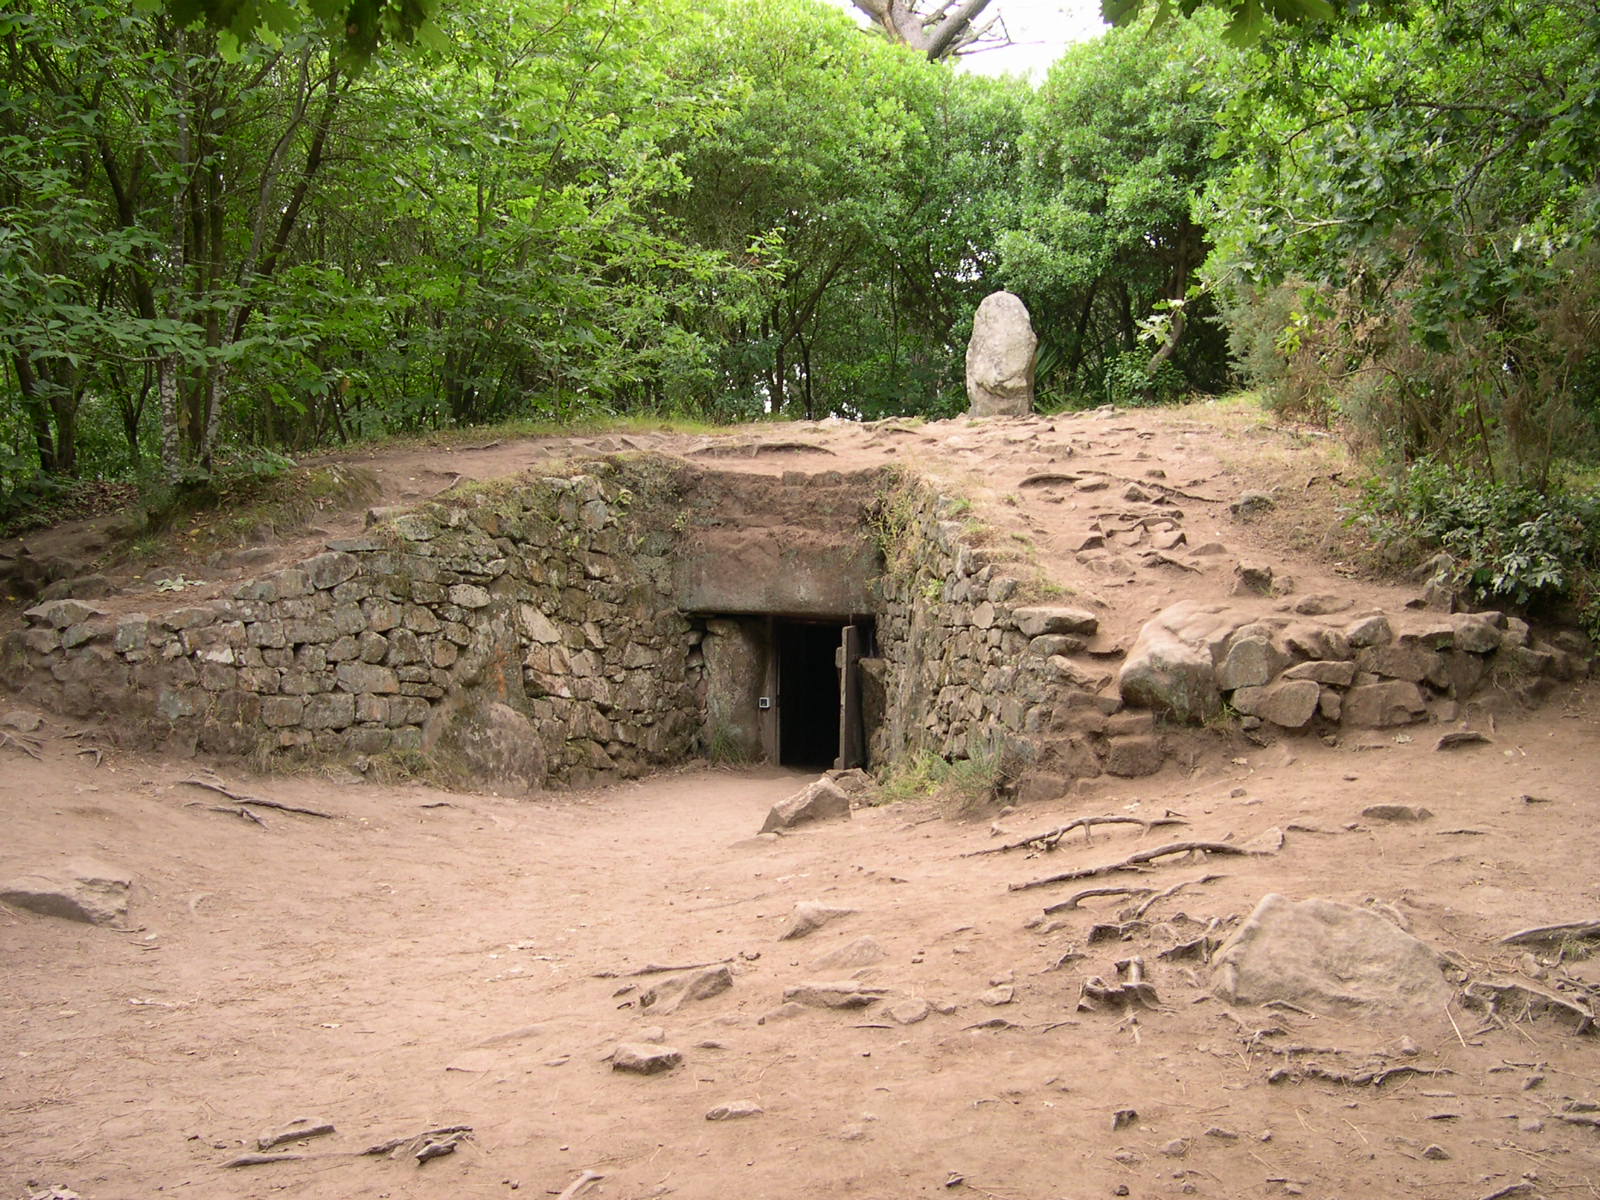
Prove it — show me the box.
[775,620,841,769]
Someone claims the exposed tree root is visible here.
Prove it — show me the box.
[1011,842,1262,892]
[968,814,1187,858]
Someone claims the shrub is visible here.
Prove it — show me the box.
[1357,460,1600,633]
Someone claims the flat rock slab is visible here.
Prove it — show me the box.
[779,900,856,941]
[0,859,131,926]
[1363,804,1433,822]
[1213,894,1452,1019]
[783,981,885,1009]
[640,965,733,1014]
[811,935,889,972]
[706,1100,764,1121]
[760,778,851,834]
[611,1043,682,1075]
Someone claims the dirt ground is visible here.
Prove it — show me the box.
[3,404,1599,1200]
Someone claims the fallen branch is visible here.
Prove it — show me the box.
[179,778,335,819]
[75,746,102,767]
[967,814,1187,857]
[593,958,734,979]
[1011,842,1262,892]
[1500,920,1600,946]
[1127,874,1227,920]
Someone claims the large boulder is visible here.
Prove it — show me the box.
[428,701,547,792]
[965,291,1037,416]
[0,859,131,926]
[760,778,852,834]
[1119,602,1243,723]
[1213,894,1452,1019]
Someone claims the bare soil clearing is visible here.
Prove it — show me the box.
[3,405,1599,1200]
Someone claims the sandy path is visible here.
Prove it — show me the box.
[4,681,1600,1200]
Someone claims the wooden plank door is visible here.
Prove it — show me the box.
[835,623,864,770]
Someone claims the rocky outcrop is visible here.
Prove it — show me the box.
[965,291,1037,417]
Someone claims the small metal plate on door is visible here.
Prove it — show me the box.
[758,696,772,710]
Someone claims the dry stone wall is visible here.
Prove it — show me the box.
[5,455,1587,797]
[1117,598,1589,734]
[2,460,702,787]
[868,480,1149,787]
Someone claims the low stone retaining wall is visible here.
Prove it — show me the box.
[1118,598,1589,732]
[2,456,1588,796]
[3,461,701,787]
[869,477,1153,786]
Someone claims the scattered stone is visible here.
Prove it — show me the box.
[1232,562,1275,595]
[0,708,42,732]
[0,859,131,926]
[1230,491,1276,518]
[640,965,733,1014]
[978,985,1015,1006]
[1204,1127,1239,1141]
[966,291,1038,416]
[1422,1144,1450,1161]
[1112,1108,1138,1130]
[760,778,852,834]
[706,1100,764,1121]
[757,1002,809,1024]
[1212,894,1452,1018]
[1292,594,1352,616]
[778,901,857,941]
[889,998,931,1025]
[1362,804,1433,822]
[1159,1138,1189,1158]
[610,1043,682,1075]
[812,936,889,972]
[1435,730,1490,751]
[826,767,874,795]
[783,981,884,1009]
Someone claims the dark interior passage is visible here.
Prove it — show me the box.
[776,620,841,768]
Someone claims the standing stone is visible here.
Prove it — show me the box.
[965,291,1037,416]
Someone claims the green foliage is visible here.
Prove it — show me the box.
[1203,0,1600,486]
[876,745,1010,816]
[1357,460,1600,630]
[998,15,1239,408]
[1104,351,1187,407]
